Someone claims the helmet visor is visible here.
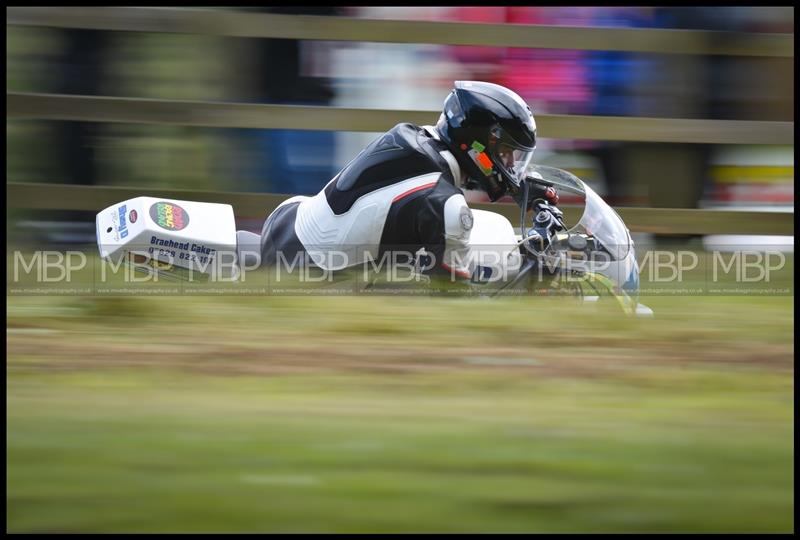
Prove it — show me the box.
[489,125,535,187]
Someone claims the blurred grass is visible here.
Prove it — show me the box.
[6,294,794,532]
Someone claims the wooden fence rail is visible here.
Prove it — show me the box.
[7,92,794,145]
[6,7,794,57]
[7,182,794,236]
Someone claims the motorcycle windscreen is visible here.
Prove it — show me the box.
[525,165,639,301]
[576,187,631,261]
[526,165,631,260]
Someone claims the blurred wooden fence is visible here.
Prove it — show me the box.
[5,7,795,235]
[6,92,794,145]
[7,182,794,236]
[6,7,794,56]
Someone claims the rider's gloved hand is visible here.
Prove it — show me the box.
[542,185,559,205]
[512,175,564,245]
[515,174,559,210]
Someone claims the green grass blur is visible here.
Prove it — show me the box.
[6,294,794,533]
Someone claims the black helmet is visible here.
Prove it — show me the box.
[436,81,537,202]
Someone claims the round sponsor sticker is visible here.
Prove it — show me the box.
[129,209,138,223]
[459,206,474,231]
[149,201,189,231]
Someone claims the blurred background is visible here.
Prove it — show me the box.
[6,6,794,243]
[6,7,795,533]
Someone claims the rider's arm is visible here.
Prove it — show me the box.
[438,194,475,281]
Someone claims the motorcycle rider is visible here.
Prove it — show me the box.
[260,80,559,280]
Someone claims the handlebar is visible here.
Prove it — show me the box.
[519,177,567,254]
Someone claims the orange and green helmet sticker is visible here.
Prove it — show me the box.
[470,140,493,175]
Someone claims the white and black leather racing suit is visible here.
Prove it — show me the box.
[259,123,477,280]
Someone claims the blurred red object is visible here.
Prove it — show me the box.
[441,7,593,114]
